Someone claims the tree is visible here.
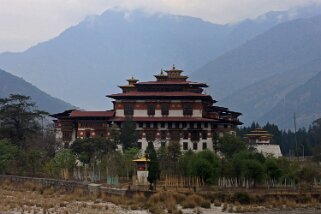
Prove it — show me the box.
[192,158,213,182]
[48,149,76,179]
[70,137,114,164]
[158,141,181,174]
[0,139,18,174]
[178,150,195,176]
[146,142,160,190]
[157,146,168,174]
[218,134,246,158]
[167,141,181,162]
[26,149,43,176]
[123,147,140,179]
[109,123,121,145]
[298,163,320,184]
[264,158,282,181]
[0,94,48,148]
[242,159,264,187]
[191,150,220,184]
[119,117,138,151]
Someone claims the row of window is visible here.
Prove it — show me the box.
[78,123,108,128]
[136,141,208,150]
[138,122,215,129]
[124,103,193,116]
[183,142,208,150]
[142,130,208,141]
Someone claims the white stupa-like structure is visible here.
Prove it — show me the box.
[244,128,282,158]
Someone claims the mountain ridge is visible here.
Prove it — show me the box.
[0,68,74,114]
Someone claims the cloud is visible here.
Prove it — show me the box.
[0,0,321,52]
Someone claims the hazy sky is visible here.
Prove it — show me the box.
[1,0,321,53]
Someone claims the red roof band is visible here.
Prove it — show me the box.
[112,117,218,122]
[69,110,115,118]
[107,91,213,99]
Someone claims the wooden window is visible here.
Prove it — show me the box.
[160,131,167,140]
[161,103,169,116]
[183,131,189,139]
[211,124,218,129]
[146,131,156,141]
[183,103,193,116]
[202,131,207,139]
[147,104,155,116]
[202,142,207,150]
[183,142,188,150]
[160,122,165,128]
[191,131,199,141]
[62,131,72,141]
[193,143,198,150]
[170,131,180,141]
[124,104,134,116]
[168,122,172,129]
[182,122,187,128]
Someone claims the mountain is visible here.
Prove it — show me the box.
[0,68,74,113]
[260,70,321,129]
[193,14,321,100]
[1,6,320,110]
[222,58,321,127]
[194,14,321,129]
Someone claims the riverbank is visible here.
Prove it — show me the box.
[1,177,321,213]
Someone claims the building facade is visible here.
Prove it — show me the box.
[52,66,242,152]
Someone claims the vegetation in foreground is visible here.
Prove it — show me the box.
[1,179,321,214]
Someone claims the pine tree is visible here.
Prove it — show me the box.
[146,142,160,190]
[119,117,138,151]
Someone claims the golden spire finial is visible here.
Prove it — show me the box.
[172,64,176,70]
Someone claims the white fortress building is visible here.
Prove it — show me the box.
[52,66,242,152]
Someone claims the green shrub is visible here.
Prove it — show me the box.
[232,192,251,204]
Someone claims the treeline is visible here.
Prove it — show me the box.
[178,135,320,187]
[238,120,321,159]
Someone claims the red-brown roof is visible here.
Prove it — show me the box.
[135,80,207,87]
[107,91,212,99]
[112,117,217,122]
[70,110,114,118]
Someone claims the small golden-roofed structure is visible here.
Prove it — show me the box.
[133,155,150,185]
[244,128,273,144]
[118,76,139,92]
[132,156,150,163]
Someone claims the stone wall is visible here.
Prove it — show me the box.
[0,175,153,197]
